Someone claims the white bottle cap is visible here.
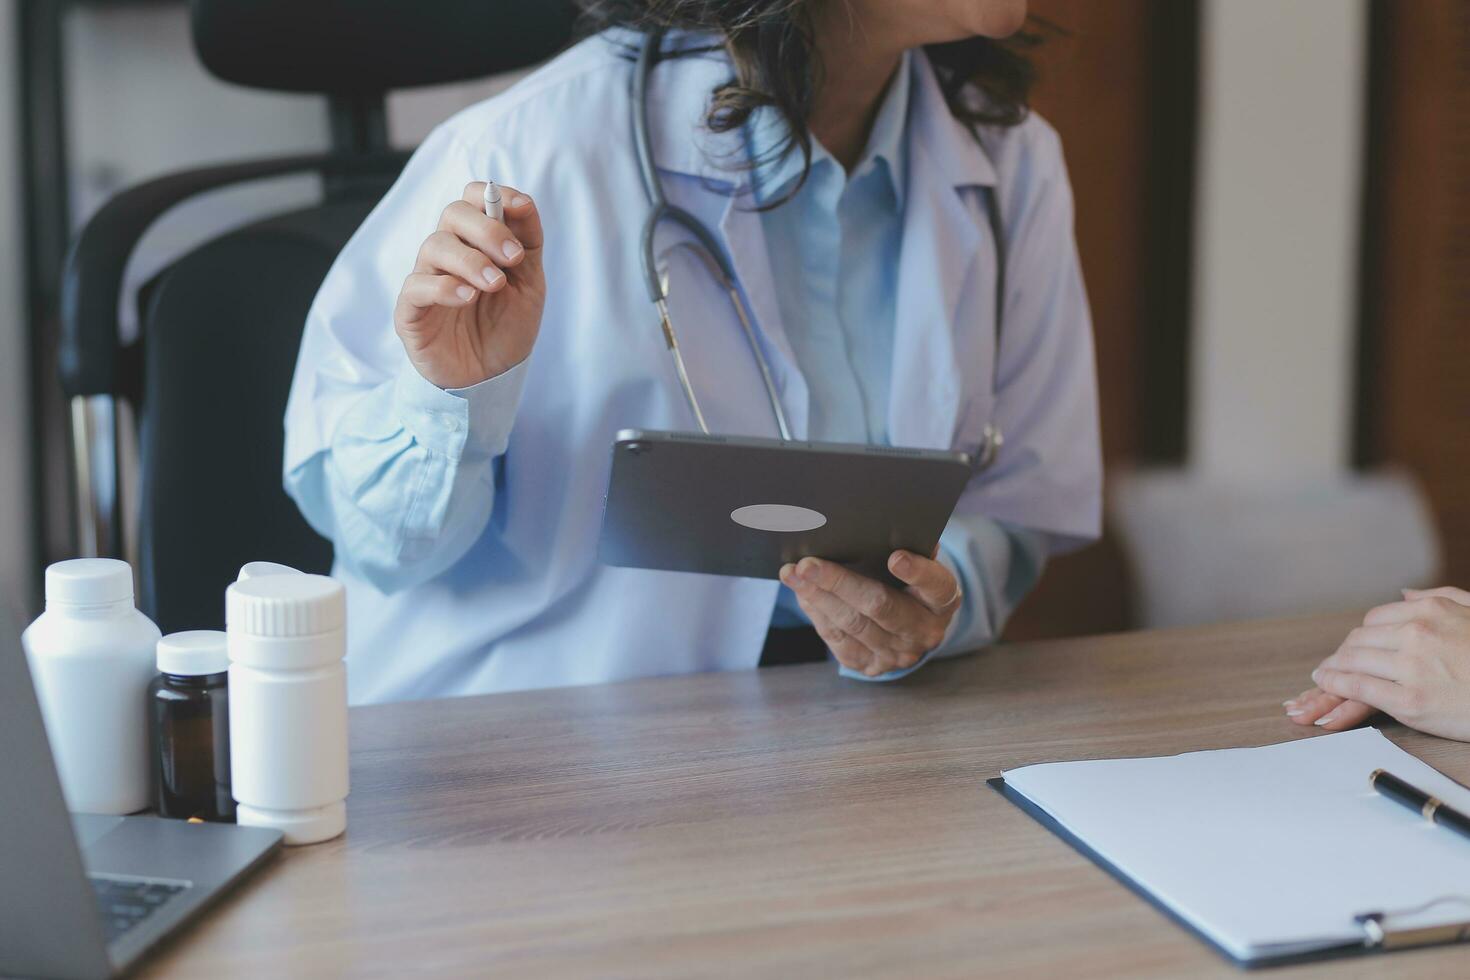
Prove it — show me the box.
[236,561,302,581]
[45,558,134,606]
[227,574,345,639]
[157,630,229,676]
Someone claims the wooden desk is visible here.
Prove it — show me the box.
[141,613,1470,978]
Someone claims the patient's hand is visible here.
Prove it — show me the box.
[1287,587,1470,742]
[1283,686,1375,731]
[779,551,960,677]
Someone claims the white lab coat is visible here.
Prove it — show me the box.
[284,33,1101,702]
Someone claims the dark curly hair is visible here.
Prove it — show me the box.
[574,1,1045,202]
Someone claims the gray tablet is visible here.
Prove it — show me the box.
[598,429,973,584]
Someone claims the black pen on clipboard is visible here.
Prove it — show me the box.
[1370,769,1470,844]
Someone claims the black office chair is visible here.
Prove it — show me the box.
[59,0,577,633]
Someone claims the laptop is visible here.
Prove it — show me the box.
[0,617,281,979]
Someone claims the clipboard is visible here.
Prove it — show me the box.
[989,776,1470,969]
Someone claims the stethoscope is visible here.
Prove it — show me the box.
[632,31,1006,473]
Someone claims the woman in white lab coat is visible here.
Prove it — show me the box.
[284,0,1101,703]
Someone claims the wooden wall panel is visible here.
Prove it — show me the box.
[1004,1,1196,640]
[1358,0,1470,585]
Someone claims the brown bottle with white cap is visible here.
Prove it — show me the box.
[149,631,234,822]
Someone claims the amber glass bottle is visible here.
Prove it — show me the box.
[149,631,234,822]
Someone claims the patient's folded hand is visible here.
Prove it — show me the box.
[1287,586,1470,741]
[1283,686,1375,731]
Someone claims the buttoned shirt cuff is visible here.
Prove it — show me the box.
[837,548,963,683]
[393,359,529,460]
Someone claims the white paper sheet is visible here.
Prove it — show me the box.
[1002,729,1470,961]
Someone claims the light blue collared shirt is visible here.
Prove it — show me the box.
[756,55,910,630]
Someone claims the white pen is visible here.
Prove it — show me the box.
[483,179,503,223]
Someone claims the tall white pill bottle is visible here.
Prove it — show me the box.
[226,573,348,844]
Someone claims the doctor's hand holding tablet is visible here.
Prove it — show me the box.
[777,553,962,676]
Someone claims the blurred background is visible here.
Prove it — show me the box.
[0,0,1465,638]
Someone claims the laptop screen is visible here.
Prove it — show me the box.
[0,619,115,978]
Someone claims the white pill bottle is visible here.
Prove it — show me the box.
[21,559,161,813]
[226,572,348,844]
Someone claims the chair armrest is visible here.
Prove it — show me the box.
[59,151,408,398]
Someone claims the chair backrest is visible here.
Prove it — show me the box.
[192,0,579,96]
[136,201,376,630]
[61,2,583,630]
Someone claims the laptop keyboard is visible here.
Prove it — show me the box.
[89,874,191,944]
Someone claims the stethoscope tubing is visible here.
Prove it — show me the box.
[633,29,1002,472]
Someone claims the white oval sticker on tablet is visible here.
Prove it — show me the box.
[730,503,828,533]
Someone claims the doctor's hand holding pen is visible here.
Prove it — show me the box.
[1284,586,1470,742]
[394,181,545,389]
